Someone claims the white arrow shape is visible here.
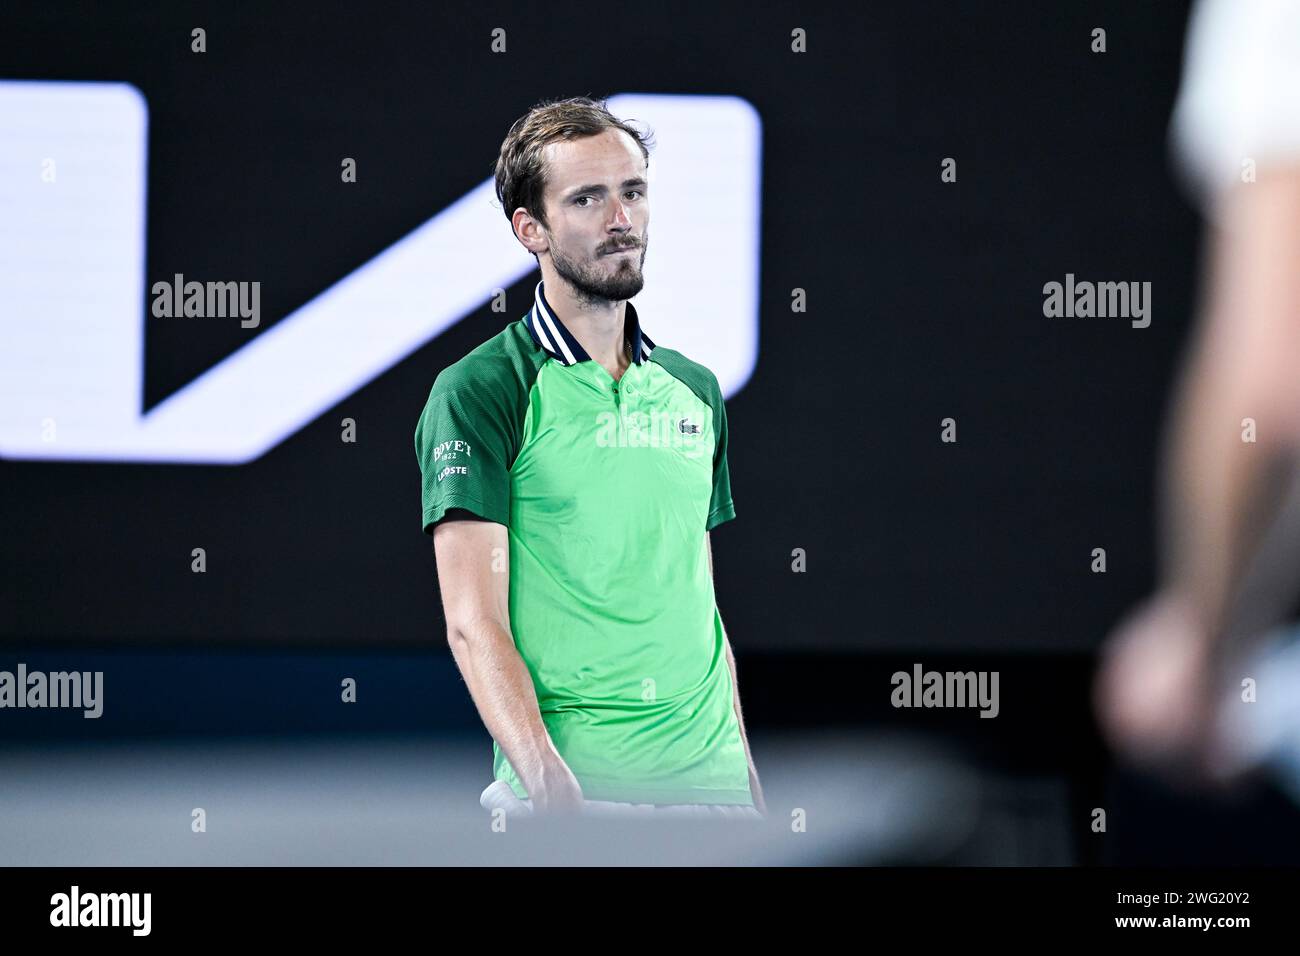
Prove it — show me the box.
[0,84,760,463]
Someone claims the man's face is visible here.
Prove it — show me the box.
[537,128,650,304]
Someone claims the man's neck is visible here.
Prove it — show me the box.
[544,274,631,381]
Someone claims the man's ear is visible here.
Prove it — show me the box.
[512,207,549,257]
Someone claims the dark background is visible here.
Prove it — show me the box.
[0,0,1197,650]
[7,0,1296,867]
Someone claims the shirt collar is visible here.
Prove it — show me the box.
[524,280,656,366]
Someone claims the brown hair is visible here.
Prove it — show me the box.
[494,95,655,236]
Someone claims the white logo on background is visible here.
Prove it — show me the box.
[0,85,761,463]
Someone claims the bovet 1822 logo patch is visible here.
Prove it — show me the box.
[433,438,471,481]
[432,439,472,462]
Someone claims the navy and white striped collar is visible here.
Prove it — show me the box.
[523,280,656,366]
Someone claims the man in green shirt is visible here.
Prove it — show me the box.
[414,96,764,819]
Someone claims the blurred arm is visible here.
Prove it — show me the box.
[1159,167,1300,648]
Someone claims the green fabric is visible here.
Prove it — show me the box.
[646,344,737,532]
[415,316,749,806]
[414,321,545,531]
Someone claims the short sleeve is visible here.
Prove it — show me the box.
[706,379,736,531]
[414,380,513,533]
[1170,0,1300,218]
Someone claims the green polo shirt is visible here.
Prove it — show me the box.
[414,280,750,806]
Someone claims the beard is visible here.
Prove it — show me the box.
[548,229,649,306]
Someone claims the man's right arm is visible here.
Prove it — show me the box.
[432,517,585,815]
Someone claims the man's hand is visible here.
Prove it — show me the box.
[1093,589,1238,787]
[528,757,586,817]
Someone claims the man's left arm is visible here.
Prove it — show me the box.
[708,533,767,815]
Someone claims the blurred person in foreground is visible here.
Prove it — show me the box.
[1095,0,1300,796]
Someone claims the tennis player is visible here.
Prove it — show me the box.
[415,96,764,820]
